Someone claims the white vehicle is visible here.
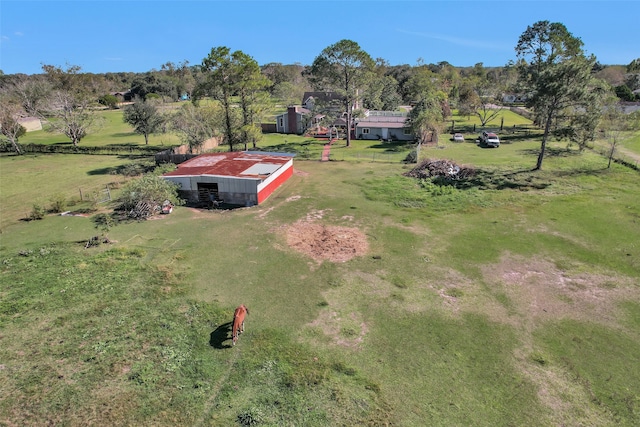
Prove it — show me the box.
[481,132,500,148]
[452,133,464,142]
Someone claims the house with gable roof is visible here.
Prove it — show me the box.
[354,111,413,141]
[275,106,311,134]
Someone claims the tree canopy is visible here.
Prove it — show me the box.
[169,102,221,153]
[310,39,375,147]
[122,97,165,144]
[197,47,268,152]
[516,21,606,170]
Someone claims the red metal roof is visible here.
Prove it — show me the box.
[163,151,293,180]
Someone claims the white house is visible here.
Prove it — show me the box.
[354,111,413,141]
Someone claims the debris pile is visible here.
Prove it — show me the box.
[127,200,159,219]
[404,159,475,180]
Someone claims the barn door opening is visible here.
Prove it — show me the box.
[197,183,219,204]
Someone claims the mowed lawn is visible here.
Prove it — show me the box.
[1,132,640,425]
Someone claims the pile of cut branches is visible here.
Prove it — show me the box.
[404,159,476,180]
[128,200,159,219]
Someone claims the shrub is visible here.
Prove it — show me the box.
[30,203,46,220]
[152,163,177,176]
[615,85,636,102]
[117,163,147,177]
[48,193,67,213]
[403,149,418,164]
[116,174,182,219]
[237,408,264,426]
[98,94,119,109]
[93,213,116,235]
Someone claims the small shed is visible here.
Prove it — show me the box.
[162,151,295,207]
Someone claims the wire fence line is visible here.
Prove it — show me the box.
[324,151,410,163]
[589,142,640,171]
[48,183,115,212]
[78,184,113,204]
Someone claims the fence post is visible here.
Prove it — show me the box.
[79,188,83,201]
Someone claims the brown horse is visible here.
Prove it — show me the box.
[232,304,249,346]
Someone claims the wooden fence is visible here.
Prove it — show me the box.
[154,137,222,165]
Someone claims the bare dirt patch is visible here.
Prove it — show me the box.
[305,271,384,349]
[285,217,369,264]
[308,310,369,349]
[479,253,640,425]
[481,253,638,328]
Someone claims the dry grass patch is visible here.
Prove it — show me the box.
[478,253,640,426]
[308,310,369,349]
[521,361,615,426]
[305,272,389,349]
[481,253,639,329]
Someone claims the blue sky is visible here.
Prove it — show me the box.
[1,1,638,75]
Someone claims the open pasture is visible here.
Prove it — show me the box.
[1,129,640,426]
[17,109,183,149]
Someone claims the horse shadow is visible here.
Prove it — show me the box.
[209,321,233,349]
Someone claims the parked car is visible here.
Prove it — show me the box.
[452,133,464,142]
[481,132,500,148]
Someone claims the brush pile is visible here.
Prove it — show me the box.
[404,159,475,180]
[127,200,159,219]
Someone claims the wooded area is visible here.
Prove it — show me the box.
[1,21,639,169]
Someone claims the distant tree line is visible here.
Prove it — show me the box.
[1,24,639,169]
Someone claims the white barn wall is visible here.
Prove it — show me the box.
[168,177,191,190]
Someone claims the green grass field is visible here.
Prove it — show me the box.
[2,110,640,425]
[18,109,183,148]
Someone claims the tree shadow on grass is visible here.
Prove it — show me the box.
[518,147,582,158]
[86,166,120,175]
[109,133,138,138]
[210,321,233,349]
[552,166,611,178]
[367,141,415,152]
[87,161,156,176]
[500,133,541,143]
[448,168,553,191]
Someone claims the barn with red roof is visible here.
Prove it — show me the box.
[162,151,295,207]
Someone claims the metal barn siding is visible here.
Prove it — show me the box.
[162,152,294,206]
[257,159,294,204]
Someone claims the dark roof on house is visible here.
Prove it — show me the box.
[163,151,293,180]
[355,115,408,129]
[302,91,344,105]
